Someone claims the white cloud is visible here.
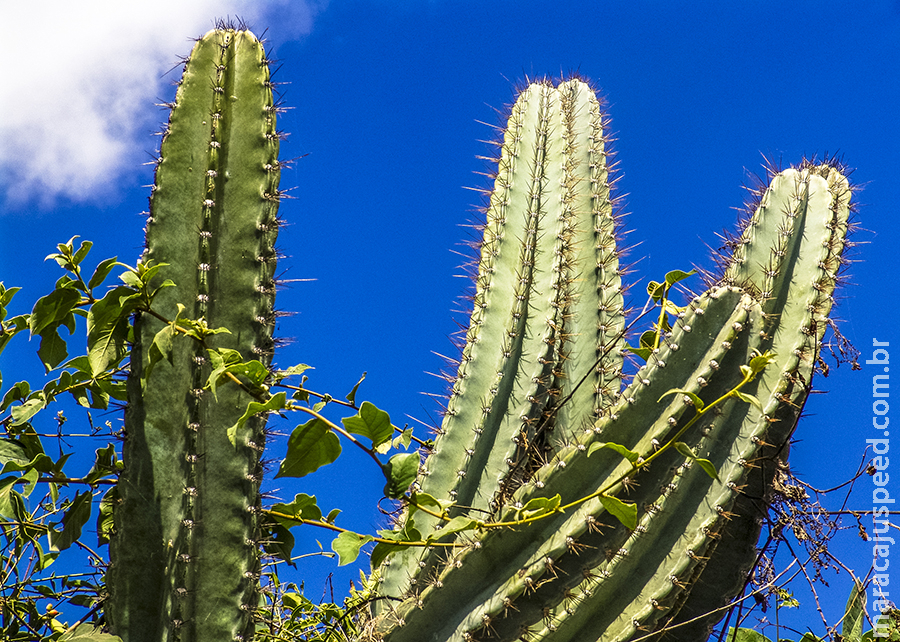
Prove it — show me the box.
[0,0,325,208]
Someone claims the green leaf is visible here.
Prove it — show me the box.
[658,387,705,410]
[0,438,30,467]
[587,441,641,464]
[271,493,323,523]
[10,398,43,426]
[382,452,420,499]
[144,323,176,385]
[673,441,719,481]
[516,494,562,520]
[87,257,119,290]
[647,280,664,300]
[206,348,270,398]
[342,401,396,451]
[87,286,134,373]
[843,580,866,641]
[332,531,374,566]
[274,363,312,381]
[430,516,478,540]
[664,268,696,288]
[0,284,21,310]
[85,444,120,485]
[119,269,142,289]
[227,392,288,446]
[20,466,39,497]
[262,521,296,566]
[276,418,341,478]
[180,316,230,341]
[49,491,92,552]
[599,494,637,530]
[96,486,117,546]
[407,492,453,519]
[38,328,69,371]
[58,623,124,642]
[393,426,413,450]
[0,314,28,357]
[639,329,657,348]
[29,287,81,336]
[72,239,93,267]
[1,452,57,475]
[410,491,454,514]
[0,477,25,519]
[733,390,763,410]
[748,350,777,375]
[694,457,719,481]
[346,372,366,404]
[371,521,423,568]
[370,541,403,569]
[725,629,773,642]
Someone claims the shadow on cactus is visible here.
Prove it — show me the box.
[370,78,857,642]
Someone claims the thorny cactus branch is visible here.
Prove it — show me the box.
[372,79,854,642]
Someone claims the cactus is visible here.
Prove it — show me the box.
[374,79,852,642]
[107,24,281,642]
[378,79,625,602]
[93,33,851,642]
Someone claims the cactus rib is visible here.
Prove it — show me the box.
[654,162,853,641]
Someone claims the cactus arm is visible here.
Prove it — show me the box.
[654,163,852,641]
[551,79,624,434]
[375,85,544,602]
[108,26,279,642]
[379,79,625,605]
[192,28,280,641]
[381,288,769,641]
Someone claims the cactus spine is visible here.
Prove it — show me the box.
[108,25,280,642]
[375,79,852,642]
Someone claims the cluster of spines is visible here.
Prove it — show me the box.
[111,24,282,642]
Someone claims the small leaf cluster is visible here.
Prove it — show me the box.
[0,238,146,639]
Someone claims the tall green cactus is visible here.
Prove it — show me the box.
[107,25,280,642]
[374,79,852,642]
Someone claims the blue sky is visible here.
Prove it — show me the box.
[2,1,899,637]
